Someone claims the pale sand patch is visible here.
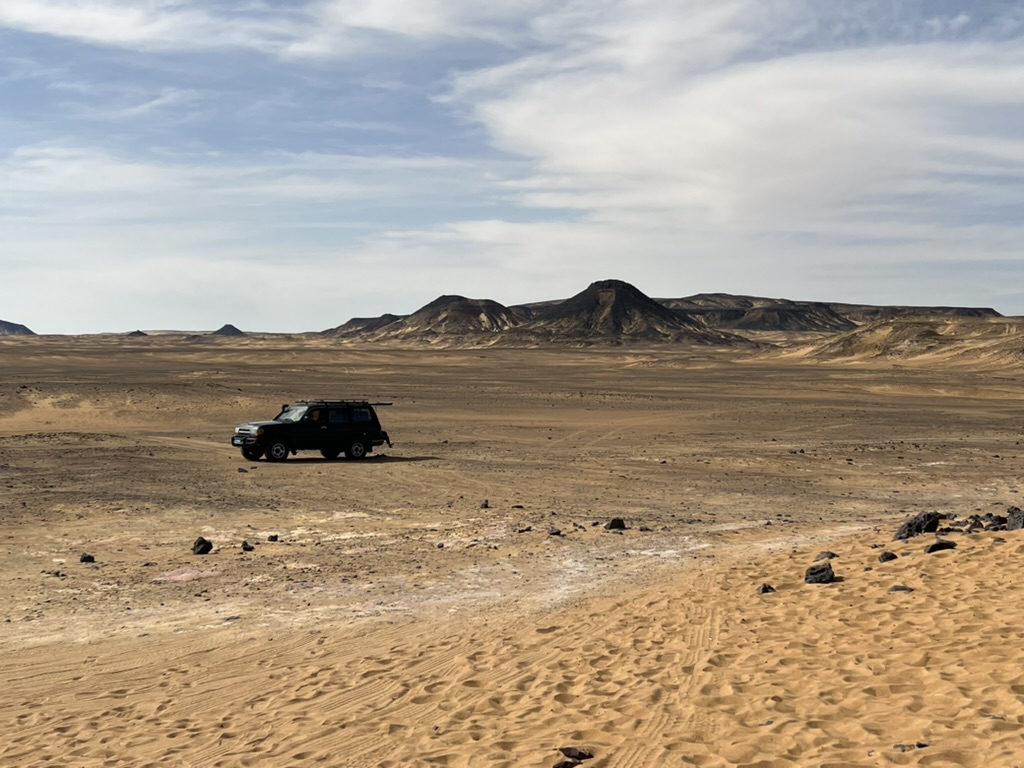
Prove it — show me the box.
[2,529,1022,767]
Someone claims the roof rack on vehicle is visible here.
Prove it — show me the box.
[295,399,393,406]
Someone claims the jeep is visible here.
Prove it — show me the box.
[231,400,392,462]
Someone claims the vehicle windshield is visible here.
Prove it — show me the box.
[274,405,308,423]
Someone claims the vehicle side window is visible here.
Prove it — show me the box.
[351,408,372,423]
[307,409,324,422]
[328,409,349,424]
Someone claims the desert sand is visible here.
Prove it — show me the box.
[2,335,1023,767]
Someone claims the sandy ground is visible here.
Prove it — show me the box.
[1,336,1023,766]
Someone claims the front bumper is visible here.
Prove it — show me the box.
[232,435,260,446]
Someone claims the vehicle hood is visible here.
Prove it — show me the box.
[236,420,279,430]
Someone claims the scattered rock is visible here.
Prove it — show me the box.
[480,499,489,509]
[605,518,626,530]
[757,583,776,594]
[192,537,213,555]
[554,761,581,768]
[79,553,95,564]
[267,534,279,542]
[1008,506,1024,531]
[894,742,928,752]
[242,541,254,552]
[878,551,898,563]
[889,585,915,593]
[237,467,248,473]
[516,526,532,533]
[548,528,563,537]
[924,539,956,554]
[814,551,838,561]
[804,562,835,584]
[894,511,941,540]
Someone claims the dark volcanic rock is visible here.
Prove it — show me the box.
[558,747,594,761]
[758,583,776,594]
[924,539,957,554]
[805,562,835,584]
[211,323,245,337]
[1007,506,1024,531]
[894,512,940,540]
[878,551,899,563]
[814,551,838,561]
[605,517,626,530]
[241,541,254,552]
[79,553,95,563]
[889,585,915,593]
[192,536,213,555]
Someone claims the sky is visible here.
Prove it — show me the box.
[3,1,1024,333]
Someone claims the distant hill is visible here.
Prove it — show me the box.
[824,303,999,324]
[803,316,1024,365]
[324,314,404,337]
[329,297,526,343]
[0,319,34,336]
[317,281,1009,351]
[509,280,754,346]
[211,324,245,337]
[126,330,148,337]
[660,294,996,333]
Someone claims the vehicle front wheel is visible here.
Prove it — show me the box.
[320,448,341,460]
[345,441,368,460]
[241,446,264,461]
[265,440,290,462]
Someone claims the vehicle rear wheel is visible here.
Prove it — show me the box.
[241,446,264,461]
[345,441,368,460]
[265,440,290,462]
[320,448,341,460]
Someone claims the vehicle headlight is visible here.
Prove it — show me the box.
[257,427,265,436]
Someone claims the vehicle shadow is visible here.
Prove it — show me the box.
[270,455,440,464]
[366,455,440,463]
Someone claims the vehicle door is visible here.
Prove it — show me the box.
[349,406,374,443]
[326,407,351,450]
[294,407,328,449]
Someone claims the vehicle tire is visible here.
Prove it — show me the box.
[241,446,264,461]
[265,440,290,462]
[320,448,341,460]
[345,440,368,460]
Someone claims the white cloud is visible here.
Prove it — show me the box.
[449,10,1024,236]
[0,0,545,56]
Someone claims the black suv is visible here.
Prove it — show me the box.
[231,400,392,462]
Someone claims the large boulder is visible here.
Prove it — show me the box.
[805,562,835,584]
[894,512,940,540]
